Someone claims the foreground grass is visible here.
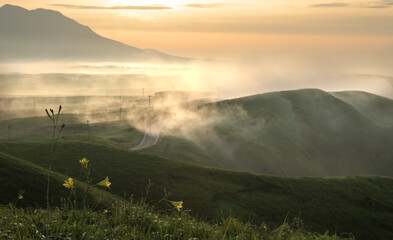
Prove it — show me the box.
[0,203,352,240]
[1,141,393,239]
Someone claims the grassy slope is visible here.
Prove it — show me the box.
[330,91,393,127]
[4,89,391,177]
[0,115,215,166]
[141,135,220,167]
[0,141,392,240]
[0,151,120,208]
[0,114,79,140]
[194,89,393,176]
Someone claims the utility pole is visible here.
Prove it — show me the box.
[8,126,11,141]
[148,95,152,108]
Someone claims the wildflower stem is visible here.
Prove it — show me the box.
[222,218,231,240]
[45,106,64,209]
[82,173,90,210]
[46,161,52,209]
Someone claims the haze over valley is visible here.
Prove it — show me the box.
[1,2,393,240]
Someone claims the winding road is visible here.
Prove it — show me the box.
[130,121,165,151]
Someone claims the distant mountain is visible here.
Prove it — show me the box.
[0,4,189,62]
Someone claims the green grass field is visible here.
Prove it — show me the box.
[0,150,121,208]
[0,114,215,167]
[0,202,353,240]
[2,89,392,177]
[1,141,392,239]
[1,89,393,239]
[0,148,353,239]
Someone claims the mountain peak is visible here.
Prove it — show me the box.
[0,4,29,12]
[1,4,24,9]
[0,4,189,63]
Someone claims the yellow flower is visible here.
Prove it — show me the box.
[96,176,111,189]
[169,200,183,211]
[18,194,23,200]
[63,178,74,190]
[79,157,89,169]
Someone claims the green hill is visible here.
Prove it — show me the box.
[0,115,215,166]
[1,89,392,177]
[330,91,393,127]
[0,141,392,239]
[0,151,120,208]
[140,135,220,167]
[187,89,393,176]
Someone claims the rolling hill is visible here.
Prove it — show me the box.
[0,151,120,208]
[0,4,188,62]
[1,89,393,239]
[184,89,393,176]
[0,141,392,239]
[331,91,393,127]
[1,89,392,177]
[0,115,216,167]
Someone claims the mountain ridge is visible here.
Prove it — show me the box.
[0,4,189,63]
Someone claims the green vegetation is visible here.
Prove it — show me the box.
[1,141,393,239]
[3,89,393,177]
[1,89,393,239]
[191,89,393,176]
[0,115,214,167]
[141,135,219,167]
[331,91,393,127]
[0,151,120,208]
[0,203,351,240]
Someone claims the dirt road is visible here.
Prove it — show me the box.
[130,121,165,151]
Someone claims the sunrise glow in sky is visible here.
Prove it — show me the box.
[2,0,393,98]
[5,0,393,58]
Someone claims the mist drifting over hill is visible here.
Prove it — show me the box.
[0,2,393,239]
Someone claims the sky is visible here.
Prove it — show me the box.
[4,0,393,58]
[2,0,393,97]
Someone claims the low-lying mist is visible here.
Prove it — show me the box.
[1,80,392,176]
[1,48,393,99]
[0,51,392,173]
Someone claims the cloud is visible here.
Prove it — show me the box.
[51,4,172,10]
[366,5,390,8]
[181,3,243,8]
[311,3,350,8]
[310,1,393,8]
